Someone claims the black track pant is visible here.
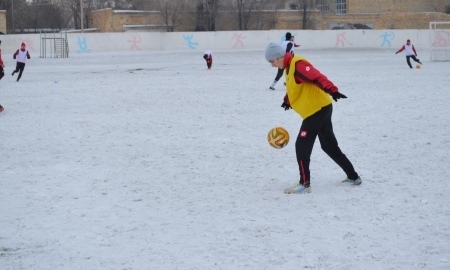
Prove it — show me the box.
[406,55,421,68]
[13,62,26,81]
[295,104,358,187]
[274,68,284,82]
[0,66,4,80]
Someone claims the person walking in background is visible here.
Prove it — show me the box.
[0,40,4,113]
[396,39,422,68]
[269,32,296,90]
[12,42,31,82]
[0,40,4,80]
[264,42,361,194]
[291,36,300,48]
[203,50,213,70]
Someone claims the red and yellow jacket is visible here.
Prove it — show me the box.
[284,54,337,119]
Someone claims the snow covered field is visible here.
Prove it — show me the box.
[1,48,449,270]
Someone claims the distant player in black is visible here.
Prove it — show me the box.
[269,32,298,90]
[0,40,4,80]
[0,40,4,112]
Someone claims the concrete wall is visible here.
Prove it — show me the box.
[1,29,448,56]
[0,10,6,34]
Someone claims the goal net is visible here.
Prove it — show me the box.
[429,22,450,62]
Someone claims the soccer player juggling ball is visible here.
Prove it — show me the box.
[264,42,362,194]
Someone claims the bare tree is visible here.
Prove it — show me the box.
[57,0,117,31]
[249,0,270,30]
[61,0,82,29]
[234,0,273,30]
[29,2,68,32]
[96,0,132,9]
[265,0,279,30]
[0,0,12,33]
[0,0,10,11]
[4,0,33,33]
[194,1,206,31]
[236,0,254,30]
[156,0,183,32]
[193,0,219,31]
[83,0,96,29]
[202,0,220,31]
[296,0,314,29]
[127,0,150,10]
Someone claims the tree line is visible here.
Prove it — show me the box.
[1,0,321,34]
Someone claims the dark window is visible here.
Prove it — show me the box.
[335,0,346,14]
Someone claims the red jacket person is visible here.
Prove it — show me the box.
[265,42,361,194]
[203,50,213,70]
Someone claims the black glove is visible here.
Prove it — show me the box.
[281,95,291,111]
[395,52,398,54]
[332,92,347,102]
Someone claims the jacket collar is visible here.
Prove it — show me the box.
[283,53,294,70]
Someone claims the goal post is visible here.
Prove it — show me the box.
[429,22,450,62]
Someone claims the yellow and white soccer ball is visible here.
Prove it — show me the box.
[267,127,289,149]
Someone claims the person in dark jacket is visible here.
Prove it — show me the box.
[0,40,4,80]
[0,40,4,112]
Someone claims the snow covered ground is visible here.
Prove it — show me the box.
[1,48,449,270]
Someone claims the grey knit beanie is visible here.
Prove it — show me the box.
[265,42,285,62]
